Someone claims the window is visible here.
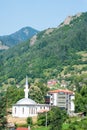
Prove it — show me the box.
[36,108,37,114]
[22,107,24,114]
[33,108,35,114]
[29,108,30,114]
[31,108,33,114]
[15,107,16,114]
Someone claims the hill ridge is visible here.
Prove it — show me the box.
[0,12,87,88]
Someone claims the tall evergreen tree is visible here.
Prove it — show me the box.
[0,92,7,129]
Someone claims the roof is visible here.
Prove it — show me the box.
[37,109,49,113]
[49,89,74,94]
[16,128,28,130]
[16,98,36,105]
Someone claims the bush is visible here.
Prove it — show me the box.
[37,113,46,126]
[27,117,33,126]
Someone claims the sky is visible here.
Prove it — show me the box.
[0,0,87,35]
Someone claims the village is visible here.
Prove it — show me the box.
[5,76,75,130]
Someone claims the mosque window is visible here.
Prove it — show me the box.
[36,108,37,114]
[29,108,30,114]
[31,108,33,114]
[15,107,16,114]
[33,108,35,114]
[29,108,31,114]
[22,107,24,114]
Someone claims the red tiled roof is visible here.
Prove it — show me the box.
[37,109,49,113]
[16,128,28,130]
[49,89,74,94]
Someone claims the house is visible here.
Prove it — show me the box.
[16,128,29,130]
[47,79,58,88]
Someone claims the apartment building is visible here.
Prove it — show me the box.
[46,89,75,114]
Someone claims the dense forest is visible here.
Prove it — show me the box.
[0,12,87,88]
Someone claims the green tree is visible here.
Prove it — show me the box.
[37,113,46,126]
[49,107,67,130]
[0,93,7,129]
[75,85,87,113]
[37,107,67,129]
[6,86,24,107]
[29,85,44,103]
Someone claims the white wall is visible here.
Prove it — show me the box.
[12,106,37,117]
[12,105,50,118]
[53,93,57,106]
[70,95,75,112]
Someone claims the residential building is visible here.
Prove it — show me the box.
[16,128,29,130]
[47,89,75,114]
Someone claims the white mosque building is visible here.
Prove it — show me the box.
[12,77,50,118]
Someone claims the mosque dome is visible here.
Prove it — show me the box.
[16,98,37,105]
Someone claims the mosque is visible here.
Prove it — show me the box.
[12,77,50,118]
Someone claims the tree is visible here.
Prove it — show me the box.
[0,93,7,129]
[37,113,46,126]
[49,107,67,130]
[37,106,68,129]
[6,86,24,107]
[75,85,87,113]
[29,85,44,103]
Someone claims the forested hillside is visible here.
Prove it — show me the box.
[0,12,87,90]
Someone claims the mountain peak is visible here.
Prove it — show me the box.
[0,26,39,49]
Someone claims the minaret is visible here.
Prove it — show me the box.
[24,76,29,98]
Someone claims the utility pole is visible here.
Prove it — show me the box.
[45,111,47,127]
[28,125,30,130]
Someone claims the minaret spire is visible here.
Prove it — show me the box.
[24,76,29,98]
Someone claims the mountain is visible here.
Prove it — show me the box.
[0,12,87,88]
[0,27,39,48]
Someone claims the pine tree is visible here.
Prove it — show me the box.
[0,92,7,129]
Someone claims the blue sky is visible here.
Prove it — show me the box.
[0,0,87,35]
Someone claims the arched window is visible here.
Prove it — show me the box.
[33,108,35,114]
[31,108,33,114]
[22,107,24,114]
[29,107,31,114]
[15,107,16,114]
[36,108,37,114]
[28,108,30,114]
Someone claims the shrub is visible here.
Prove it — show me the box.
[27,117,33,126]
